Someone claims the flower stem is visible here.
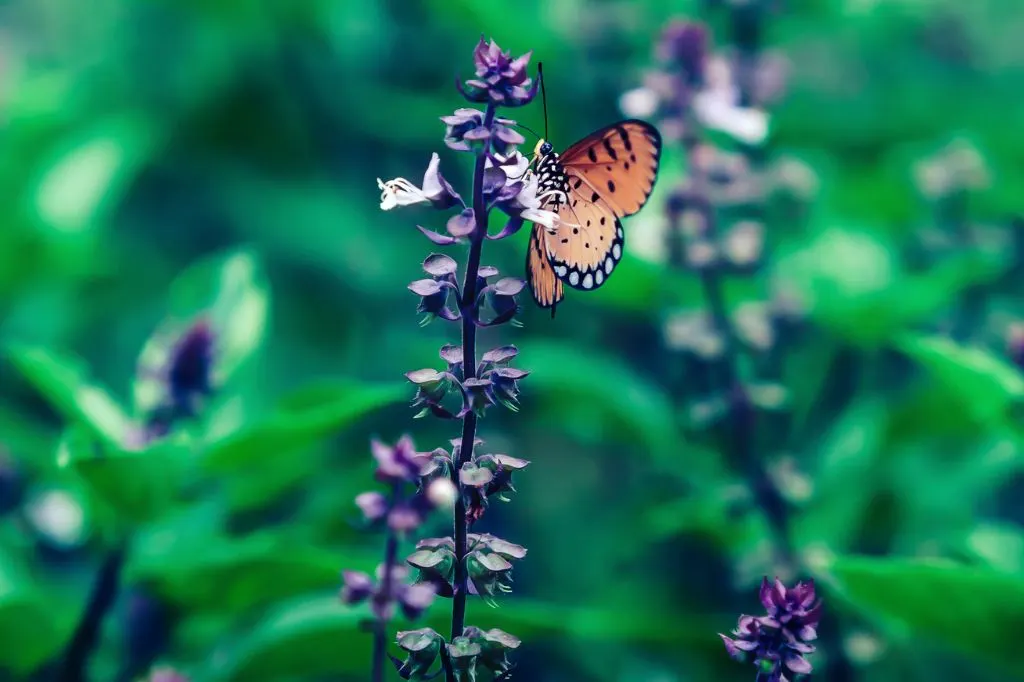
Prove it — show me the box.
[693,196,795,568]
[449,103,497,662]
[54,541,129,682]
[371,485,402,682]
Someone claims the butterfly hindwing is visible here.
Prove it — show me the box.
[526,223,564,310]
[559,120,661,218]
[546,197,624,291]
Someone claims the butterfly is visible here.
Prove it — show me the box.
[524,119,662,315]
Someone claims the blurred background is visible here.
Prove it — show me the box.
[1,0,1023,680]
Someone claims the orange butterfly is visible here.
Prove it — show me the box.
[524,119,662,315]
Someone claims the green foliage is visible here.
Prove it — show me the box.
[0,550,78,674]
[827,556,1024,677]
[202,379,406,471]
[895,334,1024,423]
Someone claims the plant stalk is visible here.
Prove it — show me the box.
[53,541,129,682]
[448,103,497,678]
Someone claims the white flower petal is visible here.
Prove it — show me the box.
[420,152,443,199]
[521,207,559,230]
[377,176,431,211]
[619,87,659,118]
[693,91,770,146]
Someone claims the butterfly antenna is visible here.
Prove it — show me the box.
[515,122,542,141]
[538,62,549,140]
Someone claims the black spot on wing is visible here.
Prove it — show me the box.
[602,138,617,160]
[616,125,633,151]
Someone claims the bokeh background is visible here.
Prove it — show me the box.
[1,0,1023,681]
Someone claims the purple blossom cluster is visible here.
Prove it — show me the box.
[721,578,821,682]
[356,37,540,682]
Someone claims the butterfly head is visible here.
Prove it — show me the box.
[534,139,554,162]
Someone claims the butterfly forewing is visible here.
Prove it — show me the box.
[560,120,662,217]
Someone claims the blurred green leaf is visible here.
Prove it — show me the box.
[519,340,678,459]
[132,530,372,614]
[895,334,1024,423]
[30,116,159,234]
[776,227,1008,345]
[56,426,189,525]
[0,550,77,674]
[828,555,1024,676]
[467,599,725,646]
[962,522,1024,574]
[6,343,131,448]
[796,399,889,552]
[202,379,406,471]
[210,597,370,681]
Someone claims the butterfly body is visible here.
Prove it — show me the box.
[525,120,662,314]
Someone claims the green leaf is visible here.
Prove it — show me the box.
[56,426,189,525]
[895,334,1024,423]
[131,529,369,614]
[0,550,77,673]
[202,379,406,471]
[30,116,159,234]
[6,343,131,448]
[775,227,1008,345]
[962,522,1024,574]
[210,594,720,682]
[826,555,1024,675]
[517,341,680,463]
[209,597,371,682]
[796,399,890,552]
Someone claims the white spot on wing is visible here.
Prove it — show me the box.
[569,271,580,286]
[583,273,594,289]
[605,257,614,274]
[612,243,622,259]
[555,265,567,277]
[596,269,604,285]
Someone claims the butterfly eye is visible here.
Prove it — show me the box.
[540,142,553,156]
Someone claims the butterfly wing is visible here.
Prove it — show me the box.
[525,223,564,310]
[545,197,624,291]
[559,119,662,218]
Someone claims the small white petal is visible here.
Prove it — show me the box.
[521,207,559,230]
[420,153,444,199]
[693,91,770,146]
[619,87,659,119]
[377,176,431,211]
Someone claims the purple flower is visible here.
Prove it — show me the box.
[457,37,539,108]
[342,564,436,621]
[142,318,217,440]
[371,435,429,485]
[658,19,710,85]
[1008,323,1024,371]
[720,577,820,682]
[442,109,524,155]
